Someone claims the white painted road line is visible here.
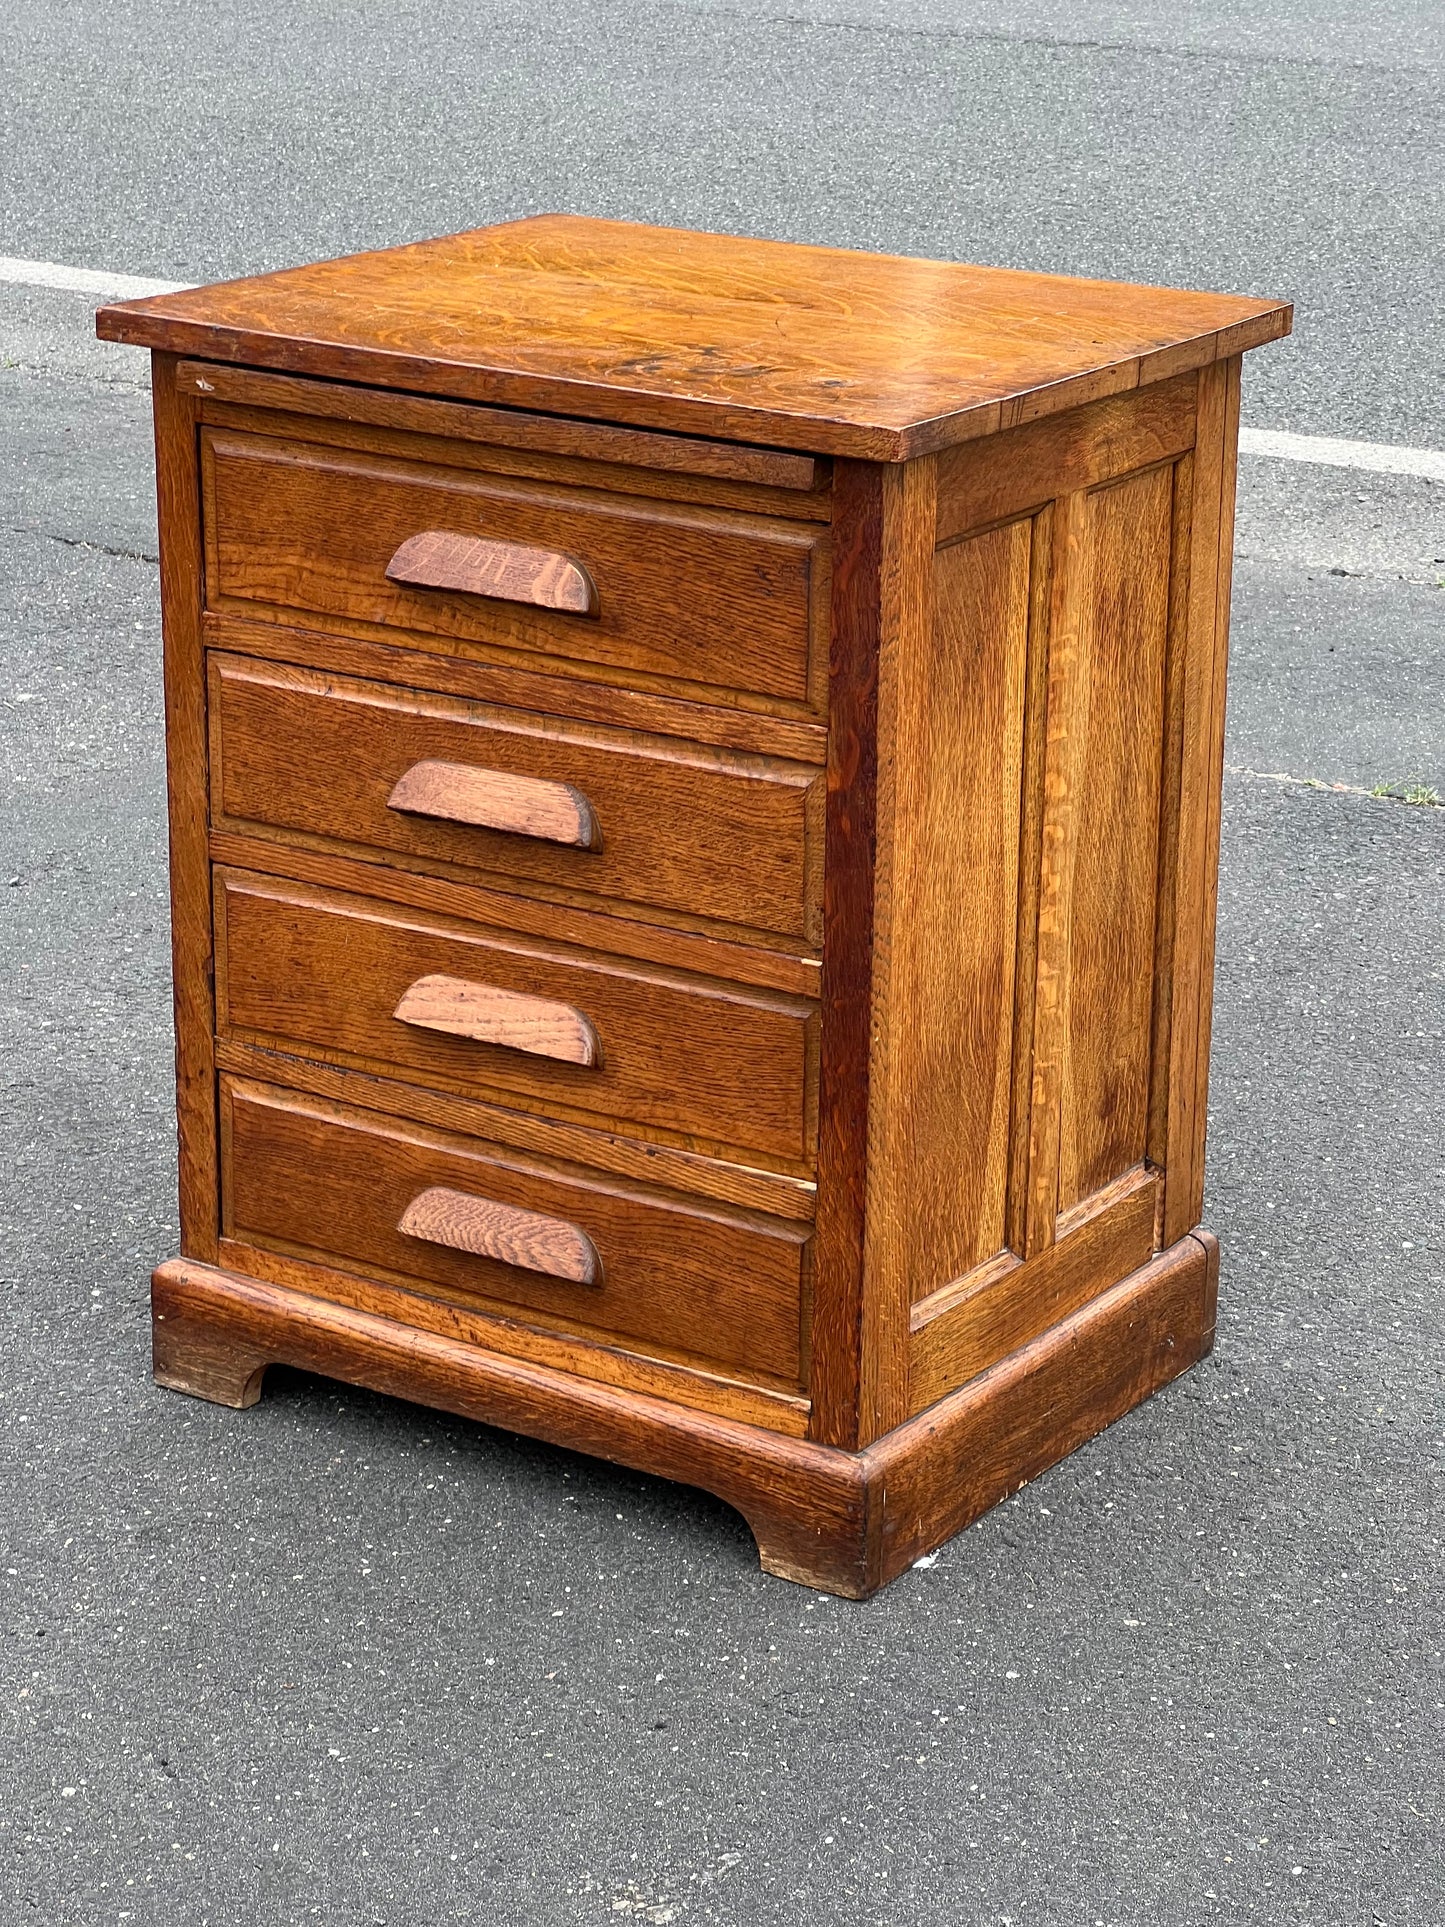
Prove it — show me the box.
[0,255,193,301]
[1238,426,1445,484]
[1,253,1443,481]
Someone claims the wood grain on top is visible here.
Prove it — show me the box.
[96,215,1291,459]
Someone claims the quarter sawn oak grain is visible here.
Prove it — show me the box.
[397,1185,601,1286]
[386,759,600,851]
[200,428,826,708]
[208,653,823,942]
[385,529,598,615]
[213,867,817,1165]
[153,1226,1216,1596]
[392,974,601,1067]
[98,214,1291,460]
[117,219,1287,1592]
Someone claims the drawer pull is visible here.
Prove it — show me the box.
[393,974,600,1067]
[387,760,600,850]
[398,1186,600,1285]
[385,530,598,615]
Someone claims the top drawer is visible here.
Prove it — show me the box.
[201,429,827,709]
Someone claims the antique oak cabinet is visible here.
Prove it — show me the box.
[98,217,1290,1596]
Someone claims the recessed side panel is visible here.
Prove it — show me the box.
[1056,463,1174,1210]
[860,506,1035,1427]
[887,519,1032,1303]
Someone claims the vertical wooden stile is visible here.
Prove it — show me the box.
[858,456,938,1441]
[1024,490,1091,1256]
[152,351,220,1261]
[1004,507,1053,1257]
[1146,452,1196,1232]
[808,460,888,1449]
[1161,359,1239,1246]
[1188,356,1244,1226]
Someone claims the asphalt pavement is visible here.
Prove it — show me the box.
[1,3,1442,1922]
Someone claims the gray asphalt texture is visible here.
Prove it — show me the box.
[2,3,1443,1921]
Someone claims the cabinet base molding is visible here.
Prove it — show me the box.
[151,1227,1217,1598]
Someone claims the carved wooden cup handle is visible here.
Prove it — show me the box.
[398,1186,601,1285]
[386,531,598,615]
[387,761,600,851]
[393,974,600,1067]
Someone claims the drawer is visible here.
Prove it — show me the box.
[221,1078,809,1385]
[209,655,823,943]
[201,429,826,707]
[215,869,817,1164]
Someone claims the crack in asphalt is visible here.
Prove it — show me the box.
[1227,763,1443,809]
[0,354,149,395]
[3,524,158,564]
[659,0,1444,78]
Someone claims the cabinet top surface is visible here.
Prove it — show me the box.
[97,214,1291,460]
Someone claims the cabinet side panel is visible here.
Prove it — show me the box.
[870,520,1031,1315]
[1057,463,1174,1209]
[894,365,1248,1416]
[153,350,220,1261]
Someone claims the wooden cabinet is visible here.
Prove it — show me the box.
[98,215,1290,1596]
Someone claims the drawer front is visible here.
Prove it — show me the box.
[215,870,816,1164]
[202,430,824,706]
[210,655,822,942]
[222,1079,809,1384]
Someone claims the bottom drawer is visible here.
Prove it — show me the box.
[220,1077,809,1387]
